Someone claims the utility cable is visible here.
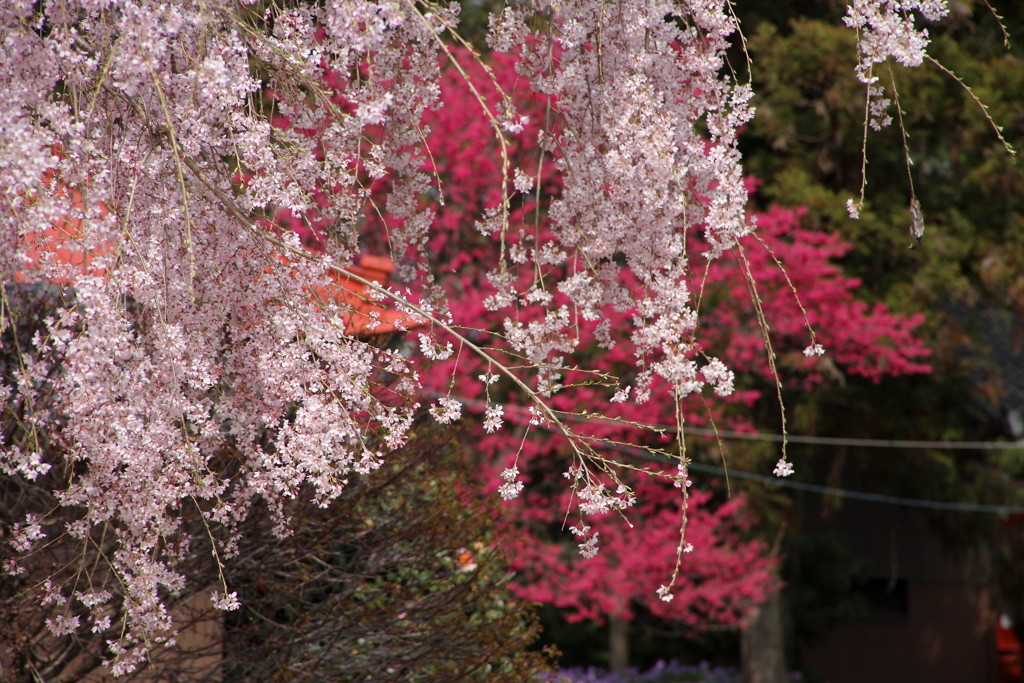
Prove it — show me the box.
[607,440,1024,515]
[435,392,1024,515]
[674,427,1024,451]
[556,409,1024,450]
[436,391,1024,450]
[685,460,1024,515]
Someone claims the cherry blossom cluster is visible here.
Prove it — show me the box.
[0,0,949,671]
[487,0,756,407]
[416,52,933,611]
[2,0,442,672]
[844,0,949,81]
[843,0,948,137]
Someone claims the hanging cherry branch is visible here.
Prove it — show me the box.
[0,0,994,674]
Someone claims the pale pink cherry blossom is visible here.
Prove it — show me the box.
[773,459,796,478]
[844,0,949,81]
[804,344,827,358]
[430,396,463,424]
[0,0,971,671]
[211,591,240,612]
[483,404,505,434]
[570,524,601,559]
[498,466,524,500]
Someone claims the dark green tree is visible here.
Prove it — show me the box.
[725,0,1024,672]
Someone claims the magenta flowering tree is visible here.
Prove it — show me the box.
[400,47,930,633]
[0,0,994,674]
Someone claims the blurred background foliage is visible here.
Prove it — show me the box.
[735,0,1024,652]
[453,0,1024,675]
[219,423,552,682]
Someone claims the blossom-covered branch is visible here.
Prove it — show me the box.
[0,0,958,673]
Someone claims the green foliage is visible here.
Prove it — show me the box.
[222,424,552,682]
[732,0,1024,658]
[783,533,868,648]
[743,4,1024,314]
[532,603,742,673]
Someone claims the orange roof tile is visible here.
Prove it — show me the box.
[15,184,417,337]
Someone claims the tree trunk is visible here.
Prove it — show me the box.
[609,616,629,673]
[741,589,786,683]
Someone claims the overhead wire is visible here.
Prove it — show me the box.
[668,426,1024,451]
[437,392,1024,515]
[439,391,1024,450]
[601,438,1024,516]
[550,408,1024,451]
